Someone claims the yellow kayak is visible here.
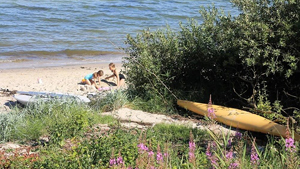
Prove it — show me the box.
[177,100,300,141]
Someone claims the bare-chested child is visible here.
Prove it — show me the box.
[105,63,125,88]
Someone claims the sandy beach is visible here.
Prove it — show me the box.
[0,62,124,112]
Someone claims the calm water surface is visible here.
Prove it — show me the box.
[0,0,239,68]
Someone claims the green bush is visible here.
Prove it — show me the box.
[124,0,300,124]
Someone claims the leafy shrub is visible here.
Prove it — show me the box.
[124,0,300,124]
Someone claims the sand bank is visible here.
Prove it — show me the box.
[0,62,124,112]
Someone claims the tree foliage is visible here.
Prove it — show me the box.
[124,0,300,124]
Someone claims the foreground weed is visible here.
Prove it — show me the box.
[1,99,105,144]
[0,147,39,168]
[0,112,25,142]
[90,89,128,112]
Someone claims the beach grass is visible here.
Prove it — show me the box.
[1,92,300,168]
[0,98,116,143]
[89,89,128,112]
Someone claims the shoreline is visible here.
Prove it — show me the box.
[0,61,124,113]
[0,53,125,70]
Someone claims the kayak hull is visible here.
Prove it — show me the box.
[177,100,300,140]
[14,91,90,106]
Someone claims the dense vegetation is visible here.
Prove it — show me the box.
[124,0,300,126]
[1,0,300,168]
[1,94,299,168]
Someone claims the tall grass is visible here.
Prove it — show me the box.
[89,89,128,112]
[0,111,26,142]
[0,98,116,144]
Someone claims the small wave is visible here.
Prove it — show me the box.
[0,50,124,57]
[0,59,29,63]
[42,17,72,23]
[14,3,51,11]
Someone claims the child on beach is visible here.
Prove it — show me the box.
[105,63,126,88]
[83,70,104,89]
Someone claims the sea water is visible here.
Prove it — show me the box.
[0,0,239,69]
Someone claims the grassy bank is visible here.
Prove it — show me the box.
[1,90,299,168]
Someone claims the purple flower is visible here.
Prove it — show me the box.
[164,152,168,157]
[285,137,296,152]
[210,156,218,166]
[156,152,163,162]
[206,151,212,157]
[228,162,239,169]
[207,95,216,119]
[189,152,195,159]
[206,143,218,167]
[225,151,233,159]
[235,132,242,140]
[189,141,196,150]
[250,144,259,165]
[117,156,124,164]
[251,153,259,165]
[207,107,216,119]
[206,144,212,157]
[189,141,196,162]
[148,151,154,157]
[137,143,148,152]
[109,158,116,166]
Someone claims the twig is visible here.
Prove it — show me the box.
[283,90,300,100]
[283,107,300,111]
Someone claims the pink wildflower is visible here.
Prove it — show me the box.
[207,108,216,119]
[117,156,124,164]
[189,141,196,162]
[226,151,233,159]
[285,137,296,152]
[235,132,242,140]
[206,143,211,157]
[250,141,259,165]
[206,142,218,168]
[137,143,148,152]
[156,152,163,162]
[207,94,216,119]
[148,151,154,157]
[189,141,196,150]
[228,162,239,169]
[109,158,116,166]
[164,152,168,157]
